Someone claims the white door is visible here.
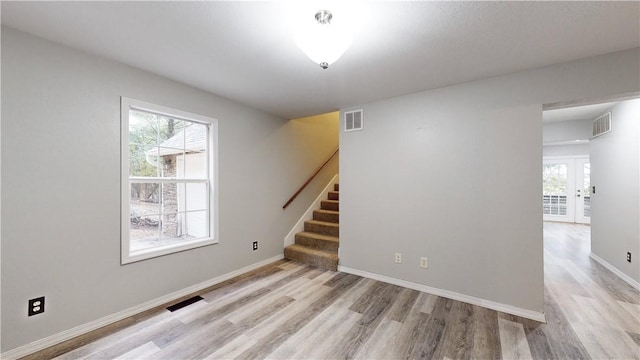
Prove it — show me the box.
[542,157,590,224]
[574,158,591,224]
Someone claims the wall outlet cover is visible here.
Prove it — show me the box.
[28,296,45,316]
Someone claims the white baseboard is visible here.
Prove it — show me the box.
[1,254,284,360]
[284,174,339,247]
[590,253,640,291]
[338,265,546,323]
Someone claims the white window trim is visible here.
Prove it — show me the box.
[121,97,219,264]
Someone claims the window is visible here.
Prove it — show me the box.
[542,163,568,216]
[121,98,218,264]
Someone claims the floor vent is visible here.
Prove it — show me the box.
[166,295,204,312]
[345,110,364,132]
[592,112,611,138]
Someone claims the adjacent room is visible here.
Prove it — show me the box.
[2,2,639,359]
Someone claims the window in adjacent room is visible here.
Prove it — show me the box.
[121,97,218,264]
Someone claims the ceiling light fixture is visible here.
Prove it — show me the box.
[296,9,351,69]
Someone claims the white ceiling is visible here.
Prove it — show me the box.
[2,1,639,119]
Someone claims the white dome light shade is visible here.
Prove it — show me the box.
[295,10,352,69]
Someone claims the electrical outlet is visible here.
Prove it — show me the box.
[627,252,632,263]
[420,257,428,268]
[395,253,402,264]
[252,241,258,251]
[28,296,45,316]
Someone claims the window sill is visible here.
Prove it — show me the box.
[122,237,218,264]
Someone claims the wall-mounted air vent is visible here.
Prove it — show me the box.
[345,110,363,132]
[592,112,611,138]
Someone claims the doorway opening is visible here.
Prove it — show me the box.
[542,157,590,224]
[542,99,620,225]
[542,94,640,293]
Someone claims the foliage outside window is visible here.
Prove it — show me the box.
[121,98,218,264]
[542,163,568,216]
[542,163,568,195]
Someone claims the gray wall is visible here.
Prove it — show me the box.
[1,27,337,351]
[339,48,639,314]
[590,99,640,283]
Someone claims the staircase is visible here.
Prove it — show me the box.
[284,184,339,271]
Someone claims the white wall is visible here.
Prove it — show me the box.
[542,119,591,157]
[543,119,592,143]
[543,144,589,157]
[590,99,640,284]
[339,48,639,315]
[1,27,337,352]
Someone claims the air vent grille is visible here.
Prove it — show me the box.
[592,112,611,138]
[345,110,363,132]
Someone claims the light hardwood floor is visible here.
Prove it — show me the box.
[26,222,639,359]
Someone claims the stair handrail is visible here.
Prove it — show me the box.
[283,148,339,209]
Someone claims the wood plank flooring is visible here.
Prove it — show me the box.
[29,222,639,359]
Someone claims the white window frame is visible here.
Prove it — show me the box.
[121,97,219,264]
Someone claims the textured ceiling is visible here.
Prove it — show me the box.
[2,1,639,119]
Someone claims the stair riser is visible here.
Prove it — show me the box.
[321,201,339,211]
[305,222,339,237]
[284,248,338,271]
[313,210,339,223]
[295,234,339,252]
[334,184,339,191]
[328,191,339,201]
